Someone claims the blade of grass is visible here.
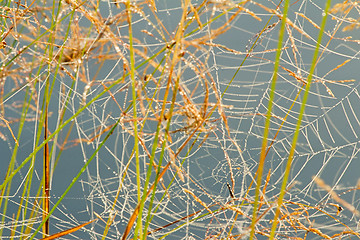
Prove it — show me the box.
[125,1,143,238]
[249,0,290,238]
[269,0,332,238]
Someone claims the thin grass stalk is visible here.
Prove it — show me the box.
[15,167,33,239]
[19,190,41,239]
[144,78,179,239]
[0,147,15,235]
[15,83,43,239]
[28,4,67,231]
[0,0,30,232]
[45,2,57,234]
[18,31,51,238]
[24,63,50,237]
[140,55,172,238]
[124,2,143,239]
[1,85,32,238]
[43,79,50,237]
[43,0,60,229]
[10,166,29,238]
[49,10,76,179]
[33,75,49,237]
[269,0,332,238]
[249,0,290,238]
[42,2,64,229]
[0,59,47,237]
[142,2,190,239]
[22,169,44,238]
[130,2,193,238]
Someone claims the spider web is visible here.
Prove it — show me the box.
[1,0,360,239]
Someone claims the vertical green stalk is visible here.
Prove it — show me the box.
[126,1,142,239]
[43,79,50,237]
[269,0,331,238]
[142,1,189,238]
[42,0,63,235]
[249,0,290,238]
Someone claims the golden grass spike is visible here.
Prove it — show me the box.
[261,169,271,200]
[322,82,335,98]
[281,65,307,85]
[0,115,19,146]
[296,12,320,29]
[308,227,331,239]
[39,219,97,240]
[190,2,202,29]
[238,6,261,21]
[330,2,350,14]
[167,145,185,182]
[223,149,235,191]
[285,18,311,39]
[147,0,157,12]
[201,42,244,54]
[224,204,245,215]
[286,24,301,71]
[324,59,351,77]
[183,188,213,214]
[342,22,359,32]
[251,2,277,15]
